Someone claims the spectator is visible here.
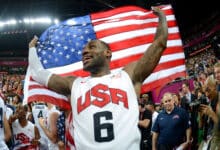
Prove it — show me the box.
[145,101,159,130]
[152,92,191,150]
[181,82,198,149]
[138,103,152,150]
[140,93,150,104]
[0,97,11,150]
[172,93,181,107]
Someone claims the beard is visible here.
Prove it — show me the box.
[83,56,106,73]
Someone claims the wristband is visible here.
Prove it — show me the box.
[29,47,53,86]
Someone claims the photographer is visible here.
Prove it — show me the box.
[209,102,220,149]
[198,75,218,149]
[180,82,198,149]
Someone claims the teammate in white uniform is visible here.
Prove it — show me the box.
[9,104,40,150]
[28,7,168,150]
[32,102,49,150]
[38,103,60,150]
[0,97,11,150]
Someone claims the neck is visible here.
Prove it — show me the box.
[166,107,174,114]
[90,69,111,77]
[19,118,28,127]
[48,104,54,109]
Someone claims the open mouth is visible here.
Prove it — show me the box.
[83,56,92,65]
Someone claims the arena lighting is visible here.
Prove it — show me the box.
[54,19,59,24]
[23,17,52,24]
[0,19,17,27]
[0,17,59,28]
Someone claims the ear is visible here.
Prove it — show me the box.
[105,49,112,59]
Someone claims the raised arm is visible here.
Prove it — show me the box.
[124,7,168,94]
[28,37,76,96]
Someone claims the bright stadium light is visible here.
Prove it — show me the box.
[54,19,59,24]
[23,18,30,24]
[35,17,52,24]
[0,17,59,28]
[23,17,52,24]
[0,22,4,27]
[0,19,17,27]
[6,19,17,25]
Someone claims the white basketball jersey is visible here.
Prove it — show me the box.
[0,98,6,141]
[12,120,35,150]
[0,98,9,150]
[32,103,49,149]
[71,70,140,150]
[45,106,60,150]
[32,103,48,138]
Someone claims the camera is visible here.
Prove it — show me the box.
[189,100,201,111]
[189,97,208,111]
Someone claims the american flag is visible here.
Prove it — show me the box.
[23,4,186,109]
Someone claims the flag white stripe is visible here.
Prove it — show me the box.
[144,65,186,84]
[23,67,31,105]
[111,40,182,60]
[29,80,43,86]
[99,27,179,43]
[93,15,175,31]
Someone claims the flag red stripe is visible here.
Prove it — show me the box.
[28,84,48,90]
[92,9,175,26]
[91,6,173,20]
[91,6,149,20]
[141,71,186,92]
[110,54,184,71]
[106,33,181,52]
[162,46,185,55]
[153,59,185,72]
[28,95,71,110]
[96,20,177,40]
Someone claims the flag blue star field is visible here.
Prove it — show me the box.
[37,15,96,69]
[24,5,186,108]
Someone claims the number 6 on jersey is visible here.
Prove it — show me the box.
[93,111,114,142]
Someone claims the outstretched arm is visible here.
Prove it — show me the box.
[124,7,168,95]
[4,114,11,142]
[28,37,76,96]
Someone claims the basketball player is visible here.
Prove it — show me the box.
[31,102,49,150]
[28,7,168,150]
[38,102,60,150]
[9,104,40,150]
[0,97,11,150]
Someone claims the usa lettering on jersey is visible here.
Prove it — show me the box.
[77,83,129,114]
